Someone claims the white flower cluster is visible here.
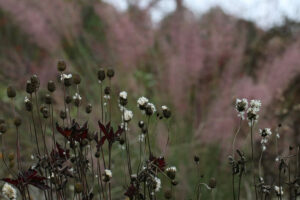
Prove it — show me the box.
[137,96,156,115]
[119,91,127,99]
[60,73,72,81]
[137,96,149,108]
[166,166,177,172]
[147,103,156,113]
[259,128,272,151]
[73,93,82,100]
[161,105,168,111]
[274,186,283,196]
[123,109,133,122]
[2,183,17,200]
[247,99,262,125]
[235,98,248,120]
[104,169,112,178]
[24,96,30,103]
[154,177,161,192]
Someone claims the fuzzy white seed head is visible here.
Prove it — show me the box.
[104,169,112,178]
[137,97,149,107]
[123,109,133,122]
[2,183,17,200]
[119,91,127,99]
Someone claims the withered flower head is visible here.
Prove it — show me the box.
[97,68,106,81]
[85,104,92,114]
[0,123,7,134]
[30,75,40,91]
[107,68,115,78]
[26,80,35,94]
[60,110,67,120]
[45,94,52,105]
[73,74,81,85]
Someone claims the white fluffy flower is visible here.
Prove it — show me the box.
[24,96,30,103]
[166,166,177,172]
[162,105,168,110]
[154,177,161,192]
[274,186,283,196]
[259,128,272,151]
[137,97,149,107]
[60,73,72,81]
[148,103,156,113]
[73,93,82,100]
[119,91,127,99]
[104,169,112,178]
[2,183,17,200]
[235,98,248,120]
[123,109,133,122]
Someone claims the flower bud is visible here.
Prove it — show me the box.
[45,94,52,105]
[85,104,92,114]
[60,111,67,120]
[104,87,110,95]
[145,106,153,116]
[0,123,7,134]
[74,98,81,107]
[194,156,200,163]
[163,109,171,119]
[74,182,83,193]
[107,68,115,78]
[25,101,33,112]
[57,60,67,72]
[64,77,72,87]
[73,74,81,85]
[30,75,40,91]
[97,68,106,81]
[119,138,125,145]
[138,121,144,129]
[14,117,22,127]
[171,180,178,186]
[65,96,72,104]
[7,86,16,98]
[26,81,35,94]
[208,178,217,189]
[47,81,56,93]
[8,153,14,161]
[119,98,128,106]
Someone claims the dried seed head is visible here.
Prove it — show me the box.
[30,75,40,91]
[0,123,7,134]
[64,76,72,87]
[65,96,72,104]
[85,104,92,114]
[26,80,35,94]
[60,110,67,120]
[7,86,16,98]
[163,109,171,119]
[42,107,49,119]
[74,99,81,107]
[107,68,115,78]
[119,138,125,145]
[45,94,52,105]
[57,60,67,72]
[104,87,110,95]
[14,117,22,127]
[164,190,172,199]
[97,68,106,81]
[74,182,83,193]
[208,178,217,189]
[73,74,81,85]
[47,81,56,93]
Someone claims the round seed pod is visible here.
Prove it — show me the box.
[45,94,52,105]
[74,98,81,107]
[47,81,56,93]
[60,111,67,120]
[26,81,35,94]
[73,74,81,85]
[7,86,16,98]
[74,182,83,193]
[25,101,33,112]
[104,87,110,95]
[14,117,22,127]
[8,153,14,161]
[30,75,40,91]
[57,60,66,72]
[208,178,217,189]
[95,151,100,158]
[107,68,115,78]
[65,96,72,104]
[85,104,92,114]
[119,138,125,145]
[164,190,172,199]
[97,68,106,81]
[0,123,7,134]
